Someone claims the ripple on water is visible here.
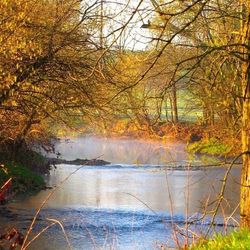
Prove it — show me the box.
[1,206,236,250]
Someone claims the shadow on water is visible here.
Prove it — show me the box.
[1,137,241,249]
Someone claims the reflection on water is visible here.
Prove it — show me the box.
[1,137,241,250]
[11,165,240,216]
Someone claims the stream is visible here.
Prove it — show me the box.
[0,137,240,249]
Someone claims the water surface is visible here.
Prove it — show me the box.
[1,137,240,250]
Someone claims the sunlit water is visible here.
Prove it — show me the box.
[0,137,240,249]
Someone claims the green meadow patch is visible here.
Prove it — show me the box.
[0,162,45,194]
[187,137,232,157]
[189,230,250,250]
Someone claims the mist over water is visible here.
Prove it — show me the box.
[52,136,188,165]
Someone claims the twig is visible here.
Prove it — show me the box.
[205,152,247,236]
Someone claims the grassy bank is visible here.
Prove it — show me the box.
[189,230,250,250]
[0,162,45,194]
[187,137,233,158]
[0,146,48,196]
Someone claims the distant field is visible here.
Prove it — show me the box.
[159,89,203,122]
[177,89,203,122]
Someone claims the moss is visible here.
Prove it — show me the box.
[187,137,232,157]
[189,229,250,250]
[0,161,45,194]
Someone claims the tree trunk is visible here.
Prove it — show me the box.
[171,82,178,123]
[241,80,250,228]
[169,93,174,122]
[240,0,250,228]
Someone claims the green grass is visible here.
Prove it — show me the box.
[0,161,45,193]
[189,230,250,250]
[187,137,232,157]
[177,89,203,122]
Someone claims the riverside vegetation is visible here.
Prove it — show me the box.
[189,230,250,250]
[0,0,250,249]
